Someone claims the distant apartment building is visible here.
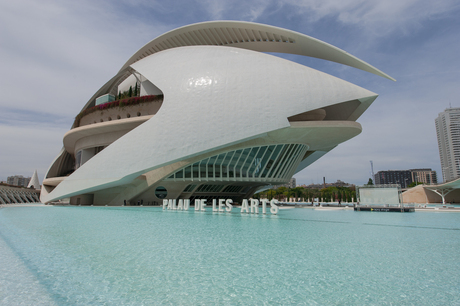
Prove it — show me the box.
[375,170,412,188]
[7,175,31,187]
[435,108,460,182]
[410,168,437,185]
[276,178,297,189]
[287,178,296,188]
[375,169,437,188]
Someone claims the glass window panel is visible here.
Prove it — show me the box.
[215,154,226,166]
[240,148,257,177]
[272,144,296,178]
[234,149,248,178]
[251,146,267,177]
[227,150,241,178]
[199,159,208,178]
[184,166,192,179]
[222,153,232,178]
[207,164,214,178]
[76,151,82,169]
[221,164,227,178]
[264,145,284,178]
[207,156,217,165]
[252,146,267,176]
[282,145,306,178]
[193,163,199,178]
[258,145,277,178]
[278,144,300,178]
[266,145,285,178]
[236,148,251,169]
[277,144,297,177]
[246,147,262,177]
[213,154,225,178]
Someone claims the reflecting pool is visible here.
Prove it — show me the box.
[1,206,459,305]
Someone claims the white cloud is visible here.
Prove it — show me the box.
[0,0,167,117]
[280,0,459,37]
[198,0,226,20]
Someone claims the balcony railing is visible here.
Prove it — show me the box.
[74,95,163,127]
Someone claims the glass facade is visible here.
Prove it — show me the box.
[166,144,308,183]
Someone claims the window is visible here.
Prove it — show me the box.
[155,186,167,199]
[76,151,82,169]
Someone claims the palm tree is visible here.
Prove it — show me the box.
[291,187,304,202]
[276,187,287,201]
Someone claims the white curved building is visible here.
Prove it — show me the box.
[41,21,393,205]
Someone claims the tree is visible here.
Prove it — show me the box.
[276,187,287,200]
[267,189,276,200]
[291,187,305,201]
[367,178,374,185]
[128,86,133,97]
[408,182,423,188]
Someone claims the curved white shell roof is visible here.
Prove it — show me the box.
[76,20,393,124]
[43,46,378,202]
[120,20,395,81]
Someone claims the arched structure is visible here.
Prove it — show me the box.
[120,21,394,80]
[41,21,393,205]
[0,185,40,204]
[425,178,460,204]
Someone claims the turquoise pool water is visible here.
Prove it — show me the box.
[1,206,459,305]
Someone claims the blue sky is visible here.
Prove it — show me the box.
[1,0,459,186]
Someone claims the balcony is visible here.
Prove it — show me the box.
[74,95,163,128]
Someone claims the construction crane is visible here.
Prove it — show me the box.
[370,160,375,183]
